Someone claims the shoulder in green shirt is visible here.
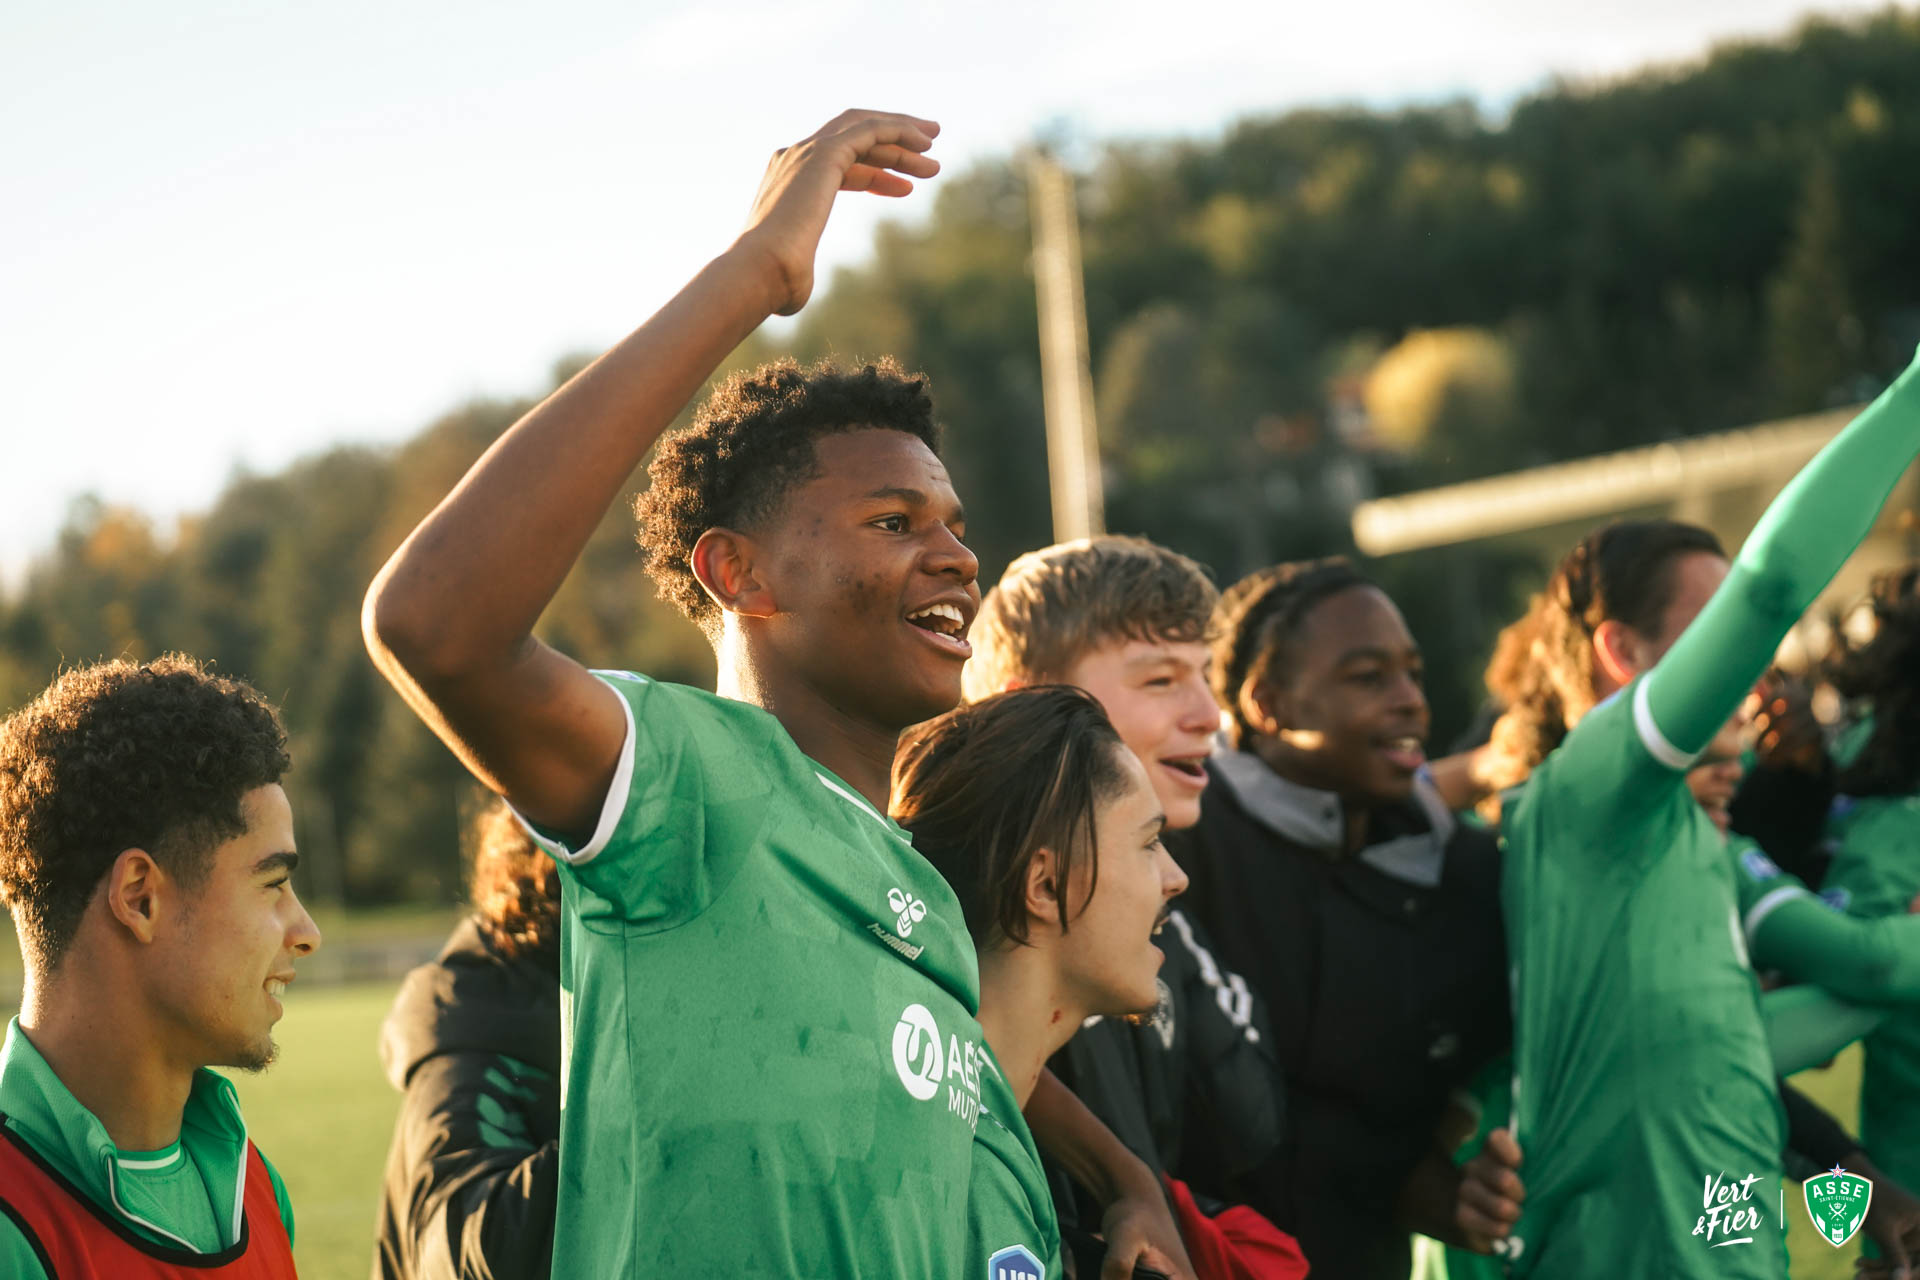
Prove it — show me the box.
[519,670,990,1278]
[0,1018,294,1280]
[966,1046,1060,1280]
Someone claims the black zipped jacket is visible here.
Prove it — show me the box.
[372,917,561,1280]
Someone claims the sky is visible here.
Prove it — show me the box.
[0,0,1891,590]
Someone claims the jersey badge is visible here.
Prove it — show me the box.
[1818,887,1852,913]
[1740,849,1782,881]
[1805,1166,1872,1248]
[988,1244,1044,1280]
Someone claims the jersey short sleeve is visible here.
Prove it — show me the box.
[1728,839,1812,944]
[514,670,781,928]
[1520,676,1697,867]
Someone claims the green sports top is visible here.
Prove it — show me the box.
[964,1045,1061,1280]
[1821,790,1920,1192]
[1500,348,1920,1278]
[518,670,990,1278]
[0,1020,295,1280]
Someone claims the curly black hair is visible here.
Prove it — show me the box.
[1829,563,1920,797]
[1210,558,1372,746]
[0,655,290,974]
[633,357,941,630]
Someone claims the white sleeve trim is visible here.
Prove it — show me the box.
[509,678,637,867]
[1743,884,1811,943]
[1631,677,1698,771]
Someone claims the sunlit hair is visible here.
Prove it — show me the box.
[0,655,289,975]
[633,356,940,635]
[892,686,1133,947]
[1210,558,1372,747]
[466,800,560,966]
[1483,519,1725,791]
[1828,562,1920,797]
[962,536,1217,701]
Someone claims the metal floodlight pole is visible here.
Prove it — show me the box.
[1026,150,1107,543]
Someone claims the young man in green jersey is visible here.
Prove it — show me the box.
[1477,352,1920,1280]
[894,686,1189,1280]
[0,656,322,1278]
[363,110,1186,1280]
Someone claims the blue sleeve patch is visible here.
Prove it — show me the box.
[1818,887,1852,913]
[1741,848,1783,882]
[988,1244,1044,1280]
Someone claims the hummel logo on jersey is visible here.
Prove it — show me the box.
[987,1244,1044,1280]
[887,886,928,936]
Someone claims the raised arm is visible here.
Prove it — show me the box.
[1641,351,1920,759]
[361,112,940,837]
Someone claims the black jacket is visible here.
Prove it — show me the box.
[372,916,561,1280]
[1166,753,1509,1280]
[1045,906,1284,1227]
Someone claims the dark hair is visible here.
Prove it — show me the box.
[0,655,290,974]
[1211,558,1373,746]
[1485,519,1726,785]
[466,800,561,967]
[891,686,1133,947]
[1829,563,1920,797]
[633,356,941,632]
[963,536,1217,700]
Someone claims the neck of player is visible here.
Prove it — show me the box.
[715,636,902,812]
[975,945,1087,1110]
[18,957,193,1151]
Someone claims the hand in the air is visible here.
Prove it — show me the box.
[735,109,940,316]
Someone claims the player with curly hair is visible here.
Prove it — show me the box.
[364,111,1188,1280]
[0,655,322,1279]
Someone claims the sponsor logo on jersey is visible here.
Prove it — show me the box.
[1740,849,1782,881]
[1805,1166,1871,1248]
[888,886,929,936]
[890,1002,983,1129]
[987,1244,1044,1280]
[1818,886,1852,912]
[893,1004,945,1100]
[1693,1170,1767,1247]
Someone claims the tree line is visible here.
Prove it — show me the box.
[6,8,1919,905]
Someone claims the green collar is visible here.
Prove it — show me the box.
[0,1018,251,1250]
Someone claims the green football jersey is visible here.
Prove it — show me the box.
[1822,791,1920,1191]
[522,671,989,1278]
[1501,678,1786,1278]
[965,1045,1060,1280]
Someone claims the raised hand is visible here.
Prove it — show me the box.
[734,109,940,316]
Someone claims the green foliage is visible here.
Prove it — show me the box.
[8,12,1920,903]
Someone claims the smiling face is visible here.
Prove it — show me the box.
[1061,638,1218,830]
[754,429,981,730]
[1056,746,1187,1018]
[1253,586,1430,805]
[148,784,321,1072]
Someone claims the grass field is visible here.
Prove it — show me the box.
[0,978,1889,1278]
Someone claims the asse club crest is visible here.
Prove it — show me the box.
[1804,1166,1872,1248]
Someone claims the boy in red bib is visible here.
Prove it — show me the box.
[0,656,322,1278]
